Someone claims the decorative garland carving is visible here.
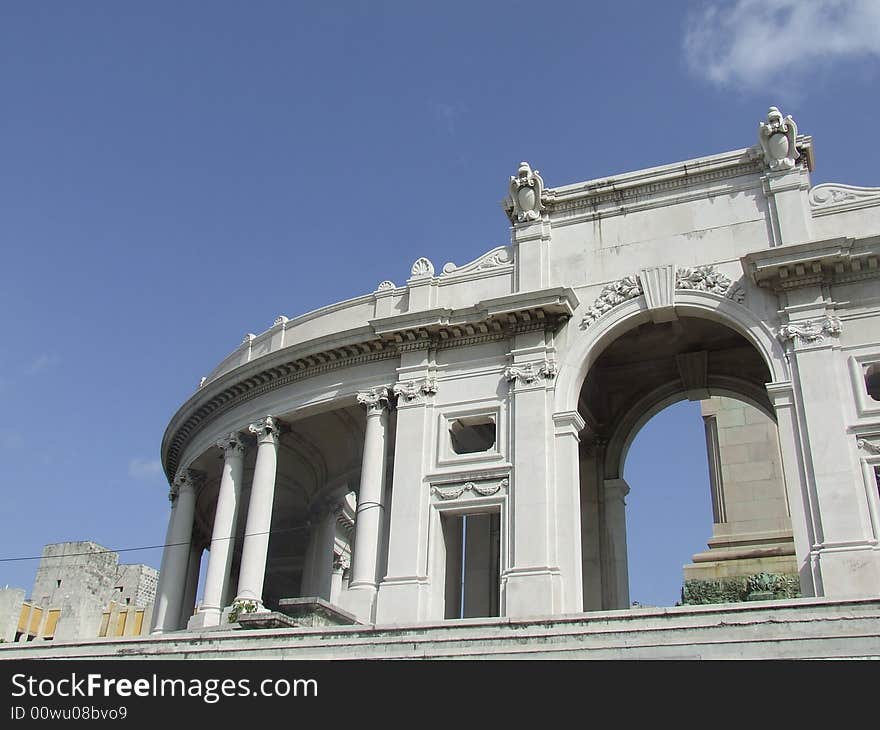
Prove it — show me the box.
[777,316,842,344]
[392,378,438,402]
[432,478,509,500]
[504,360,557,385]
[581,265,745,328]
[856,438,880,455]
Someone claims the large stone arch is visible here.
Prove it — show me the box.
[553,290,790,417]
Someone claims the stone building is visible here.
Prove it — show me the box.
[3,106,880,659]
[0,541,157,642]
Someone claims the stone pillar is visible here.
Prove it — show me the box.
[300,505,337,600]
[503,340,567,617]
[348,388,391,618]
[782,326,880,596]
[375,368,436,624]
[330,554,349,605]
[234,416,282,611]
[191,432,246,628]
[151,468,200,633]
[762,167,812,247]
[552,411,585,613]
[180,541,202,626]
[602,478,631,609]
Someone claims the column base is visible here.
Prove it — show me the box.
[375,578,430,624]
[502,567,564,617]
[337,585,377,623]
[815,545,880,597]
[186,608,223,630]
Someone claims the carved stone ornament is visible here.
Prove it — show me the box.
[777,316,842,344]
[857,438,880,455]
[215,431,246,457]
[676,265,734,296]
[504,360,557,385]
[508,162,545,223]
[169,467,203,502]
[809,183,880,211]
[410,257,435,279]
[333,553,351,572]
[356,387,391,413]
[376,280,396,291]
[248,415,282,443]
[273,315,288,327]
[758,106,799,171]
[580,276,643,327]
[442,246,512,275]
[242,333,256,345]
[432,478,509,500]
[392,378,438,402]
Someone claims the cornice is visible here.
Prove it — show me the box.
[161,289,577,483]
[742,235,880,291]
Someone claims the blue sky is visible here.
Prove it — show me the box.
[1,1,878,608]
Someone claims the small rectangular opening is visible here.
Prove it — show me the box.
[449,416,496,455]
[442,512,500,619]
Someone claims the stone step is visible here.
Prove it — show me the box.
[1,597,878,660]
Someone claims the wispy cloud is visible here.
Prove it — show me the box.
[432,101,463,136]
[26,353,56,375]
[684,0,880,92]
[129,458,163,480]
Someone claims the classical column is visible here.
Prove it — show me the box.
[349,388,391,599]
[552,411,585,614]
[151,467,200,633]
[193,432,246,627]
[602,478,631,609]
[234,416,282,611]
[180,541,203,626]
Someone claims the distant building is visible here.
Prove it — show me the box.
[0,541,157,643]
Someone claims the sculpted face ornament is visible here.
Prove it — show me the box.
[507,161,545,223]
[758,106,799,171]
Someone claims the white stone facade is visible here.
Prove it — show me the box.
[152,107,880,632]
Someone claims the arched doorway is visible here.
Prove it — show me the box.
[574,314,800,610]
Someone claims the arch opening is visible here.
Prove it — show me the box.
[576,315,800,611]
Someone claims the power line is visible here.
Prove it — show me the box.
[0,524,311,564]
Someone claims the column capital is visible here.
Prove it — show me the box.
[357,387,391,414]
[248,415,283,444]
[391,377,437,404]
[215,431,246,457]
[169,467,204,502]
[333,553,351,572]
[503,359,557,389]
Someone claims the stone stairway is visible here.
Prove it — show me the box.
[1,597,878,660]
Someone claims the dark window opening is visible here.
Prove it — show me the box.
[450,417,496,455]
[866,364,880,401]
[443,512,500,619]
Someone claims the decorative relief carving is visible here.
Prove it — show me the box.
[777,316,842,344]
[676,265,733,296]
[758,106,799,171]
[357,387,391,413]
[333,553,351,572]
[504,360,557,385]
[169,467,204,502]
[273,315,288,327]
[432,478,509,500]
[442,246,512,276]
[242,333,256,345]
[506,161,545,223]
[392,378,438,402]
[376,280,396,291]
[410,257,435,279]
[215,431,246,457]
[580,276,643,328]
[248,415,283,443]
[857,438,880,455]
[809,183,880,211]
[581,265,745,328]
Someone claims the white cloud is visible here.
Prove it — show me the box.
[26,353,55,374]
[684,0,880,91]
[129,458,163,480]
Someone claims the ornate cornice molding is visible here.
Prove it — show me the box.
[580,264,743,328]
[777,316,842,345]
